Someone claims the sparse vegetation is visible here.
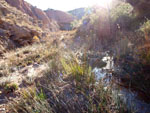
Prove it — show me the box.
[140,19,150,40]
[1,0,150,112]
[9,88,52,113]
[110,2,133,22]
[61,56,95,89]
[4,83,18,93]
[9,54,131,113]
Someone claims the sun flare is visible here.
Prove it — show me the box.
[92,0,113,8]
[25,0,113,11]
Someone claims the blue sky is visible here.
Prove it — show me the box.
[24,0,112,11]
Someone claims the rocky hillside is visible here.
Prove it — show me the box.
[45,9,74,30]
[0,0,45,55]
[5,0,74,30]
[68,8,86,20]
[0,0,76,56]
[5,0,60,32]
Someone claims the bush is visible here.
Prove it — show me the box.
[71,19,81,29]
[111,2,133,22]
[140,19,150,40]
[61,57,96,89]
[9,88,52,113]
[110,2,134,30]
[4,83,18,93]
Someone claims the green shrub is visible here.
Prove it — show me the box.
[61,57,96,89]
[140,19,150,40]
[4,83,18,93]
[140,49,150,64]
[111,2,133,22]
[37,89,46,101]
[9,88,52,113]
[71,19,81,29]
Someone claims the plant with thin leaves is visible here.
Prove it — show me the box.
[61,56,95,89]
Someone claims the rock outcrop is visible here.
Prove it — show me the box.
[0,0,47,53]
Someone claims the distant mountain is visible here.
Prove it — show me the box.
[68,8,86,20]
[45,9,74,30]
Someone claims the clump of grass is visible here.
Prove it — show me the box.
[0,78,11,87]
[61,56,96,89]
[4,83,18,93]
[0,66,10,77]
[23,75,35,86]
[59,55,131,112]
[140,19,150,40]
[37,89,46,101]
[0,43,59,77]
[9,88,52,113]
[84,82,131,113]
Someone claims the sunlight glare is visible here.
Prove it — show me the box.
[92,0,113,8]
[25,0,113,11]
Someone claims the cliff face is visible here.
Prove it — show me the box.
[5,0,60,32]
[45,9,74,30]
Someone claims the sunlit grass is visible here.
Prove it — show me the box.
[9,88,52,113]
[61,56,96,89]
